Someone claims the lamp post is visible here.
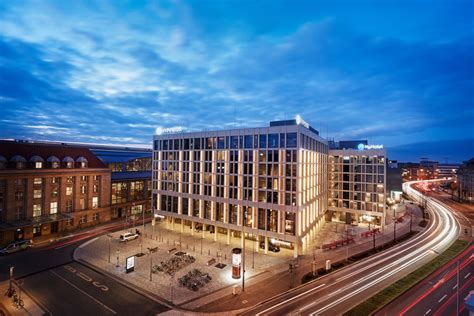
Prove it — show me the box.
[148,247,157,282]
[142,206,145,234]
[107,234,112,263]
[116,248,120,267]
[241,221,246,292]
[393,206,397,242]
[8,266,14,297]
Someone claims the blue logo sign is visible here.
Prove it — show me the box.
[357,143,365,150]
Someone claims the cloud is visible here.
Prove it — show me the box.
[0,1,472,162]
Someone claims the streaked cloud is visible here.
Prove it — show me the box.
[0,1,472,161]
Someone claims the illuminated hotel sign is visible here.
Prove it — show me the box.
[295,115,309,129]
[155,126,183,135]
[358,144,384,150]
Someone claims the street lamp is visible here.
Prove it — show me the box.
[148,247,158,282]
[107,234,112,263]
[392,206,397,242]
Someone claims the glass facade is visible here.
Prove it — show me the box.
[152,123,329,254]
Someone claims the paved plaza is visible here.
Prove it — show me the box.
[76,201,422,313]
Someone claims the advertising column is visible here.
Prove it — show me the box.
[232,248,242,279]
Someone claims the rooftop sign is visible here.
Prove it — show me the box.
[358,143,384,150]
[155,126,183,135]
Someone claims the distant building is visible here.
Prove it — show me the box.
[457,158,474,203]
[387,160,403,200]
[437,163,459,179]
[0,140,111,245]
[91,147,152,221]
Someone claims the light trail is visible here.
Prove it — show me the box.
[303,180,461,315]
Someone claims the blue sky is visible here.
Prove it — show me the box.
[0,0,473,162]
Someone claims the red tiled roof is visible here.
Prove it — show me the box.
[0,140,107,169]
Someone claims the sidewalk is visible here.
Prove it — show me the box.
[0,281,46,316]
[77,203,424,314]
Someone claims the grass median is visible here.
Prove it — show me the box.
[343,239,470,316]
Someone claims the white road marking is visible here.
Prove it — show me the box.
[464,272,471,279]
[255,284,326,315]
[425,309,431,315]
[78,237,99,249]
[453,284,458,290]
[50,270,117,314]
[438,294,447,303]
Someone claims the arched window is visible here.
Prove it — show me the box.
[63,156,74,168]
[47,156,60,168]
[76,157,88,168]
[10,155,26,169]
[30,155,44,169]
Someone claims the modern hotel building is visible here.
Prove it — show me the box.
[327,141,387,227]
[152,119,328,257]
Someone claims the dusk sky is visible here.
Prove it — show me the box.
[0,1,473,162]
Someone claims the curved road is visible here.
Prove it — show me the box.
[240,180,461,315]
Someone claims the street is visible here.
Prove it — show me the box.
[377,244,473,316]
[239,180,461,315]
[20,261,168,316]
[0,219,169,315]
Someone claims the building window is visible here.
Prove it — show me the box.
[66,176,74,184]
[65,200,73,212]
[33,204,42,217]
[93,175,100,181]
[81,176,88,182]
[92,213,99,221]
[112,182,127,204]
[33,189,42,199]
[35,162,43,169]
[285,212,296,235]
[51,188,59,198]
[79,198,85,210]
[79,215,87,224]
[50,202,58,214]
[286,133,297,148]
[66,218,74,227]
[34,178,42,185]
[52,161,59,168]
[92,197,99,209]
[81,186,87,194]
[15,207,24,220]
[93,184,99,193]
[66,186,73,196]
[15,191,24,201]
[51,177,60,184]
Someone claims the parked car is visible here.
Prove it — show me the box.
[0,240,32,255]
[259,241,280,252]
[119,233,139,242]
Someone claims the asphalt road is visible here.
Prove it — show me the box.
[239,180,461,315]
[20,261,168,316]
[1,219,169,315]
[377,243,473,316]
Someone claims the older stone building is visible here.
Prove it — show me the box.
[0,140,111,245]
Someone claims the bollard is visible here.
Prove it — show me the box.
[187,244,189,250]
[193,245,195,252]
[224,254,226,260]
[208,249,210,256]
[167,238,169,245]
